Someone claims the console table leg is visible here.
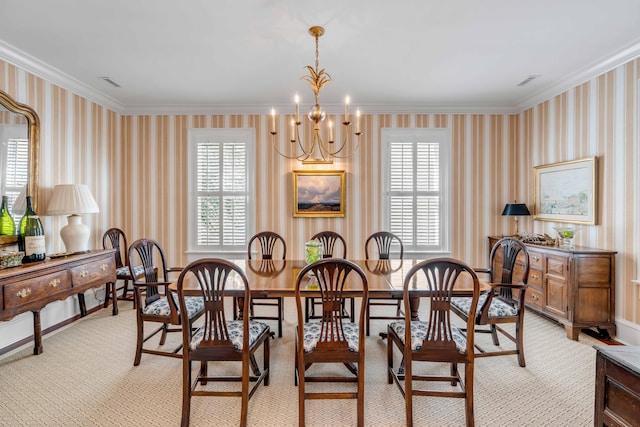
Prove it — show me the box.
[110,282,119,316]
[32,310,43,355]
[78,293,87,317]
[564,324,580,341]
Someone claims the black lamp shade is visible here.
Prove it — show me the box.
[502,203,531,216]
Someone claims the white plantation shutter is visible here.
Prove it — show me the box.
[5,138,29,212]
[383,129,451,255]
[189,129,254,253]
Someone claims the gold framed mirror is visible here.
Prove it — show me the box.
[0,89,40,246]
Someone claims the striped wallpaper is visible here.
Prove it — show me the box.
[1,55,639,348]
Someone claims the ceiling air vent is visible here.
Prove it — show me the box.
[517,75,540,87]
[99,77,121,88]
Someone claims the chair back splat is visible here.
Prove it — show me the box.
[295,258,368,427]
[306,231,350,322]
[177,259,270,427]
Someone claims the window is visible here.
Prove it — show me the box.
[187,129,255,254]
[382,129,451,255]
[0,124,29,217]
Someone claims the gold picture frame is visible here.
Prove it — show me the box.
[292,170,345,217]
[533,157,597,224]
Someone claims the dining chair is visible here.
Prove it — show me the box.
[364,231,404,336]
[450,237,530,367]
[244,231,286,337]
[102,228,143,309]
[295,258,368,427]
[387,257,480,427]
[305,231,353,322]
[128,238,204,366]
[177,258,270,427]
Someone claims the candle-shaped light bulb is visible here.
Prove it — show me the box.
[294,94,300,123]
[356,109,361,134]
[290,119,296,142]
[344,96,350,123]
[271,108,276,133]
[328,120,334,143]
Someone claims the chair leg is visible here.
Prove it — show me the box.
[240,357,249,427]
[277,297,283,338]
[134,315,144,366]
[405,355,413,427]
[159,324,168,345]
[357,358,365,427]
[490,324,500,346]
[516,317,526,367]
[298,353,305,427]
[365,303,371,336]
[180,357,192,427]
[465,362,475,427]
[264,336,270,386]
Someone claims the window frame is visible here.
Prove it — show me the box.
[186,128,255,258]
[381,128,452,258]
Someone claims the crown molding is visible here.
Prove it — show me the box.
[515,38,640,113]
[122,102,517,116]
[0,40,124,113]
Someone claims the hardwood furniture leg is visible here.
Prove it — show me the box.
[78,293,87,317]
[409,296,420,320]
[564,324,580,341]
[32,310,43,355]
[109,282,119,315]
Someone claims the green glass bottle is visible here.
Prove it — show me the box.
[0,195,16,235]
[19,196,46,263]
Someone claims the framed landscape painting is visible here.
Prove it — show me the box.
[533,157,597,224]
[293,170,345,217]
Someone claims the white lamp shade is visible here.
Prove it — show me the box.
[47,184,100,253]
[47,184,100,215]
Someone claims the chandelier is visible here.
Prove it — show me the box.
[269,26,362,164]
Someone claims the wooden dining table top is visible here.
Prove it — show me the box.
[168,259,486,298]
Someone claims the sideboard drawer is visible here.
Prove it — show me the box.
[71,257,115,287]
[525,287,543,310]
[529,250,543,269]
[528,270,543,289]
[4,270,71,310]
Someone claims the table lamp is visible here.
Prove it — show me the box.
[46,184,100,253]
[502,202,531,235]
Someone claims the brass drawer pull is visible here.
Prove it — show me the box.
[531,274,540,280]
[80,270,89,278]
[17,288,32,298]
[49,279,61,288]
[532,294,539,301]
[100,264,108,271]
[532,256,541,262]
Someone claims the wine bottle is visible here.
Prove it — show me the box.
[19,196,46,263]
[0,195,16,235]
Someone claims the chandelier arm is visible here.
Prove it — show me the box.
[270,135,311,160]
[316,131,363,158]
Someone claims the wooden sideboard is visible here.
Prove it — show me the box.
[594,345,640,426]
[0,250,117,355]
[488,237,616,341]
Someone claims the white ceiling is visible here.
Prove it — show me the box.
[1,0,640,114]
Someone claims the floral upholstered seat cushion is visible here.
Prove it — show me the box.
[301,322,360,353]
[389,320,467,352]
[451,294,518,318]
[141,295,204,318]
[116,265,145,278]
[189,320,269,351]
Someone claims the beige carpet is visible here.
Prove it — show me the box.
[0,299,601,426]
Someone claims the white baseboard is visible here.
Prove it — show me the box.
[614,317,640,345]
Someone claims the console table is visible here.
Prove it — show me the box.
[594,345,640,426]
[0,250,117,355]
[488,237,616,340]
